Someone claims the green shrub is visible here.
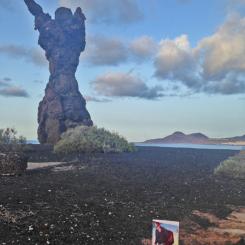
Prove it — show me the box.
[0,128,27,152]
[214,151,245,179]
[54,126,135,155]
[0,128,26,145]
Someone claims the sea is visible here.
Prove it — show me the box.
[27,140,39,144]
[28,140,245,151]
[135,143,245,151]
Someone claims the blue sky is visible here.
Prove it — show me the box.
[0,0,244,141]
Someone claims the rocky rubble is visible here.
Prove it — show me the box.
[0,152,27,175]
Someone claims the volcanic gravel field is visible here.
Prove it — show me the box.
[0,147,244,244]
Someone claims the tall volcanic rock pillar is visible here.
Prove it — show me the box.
[24,0,93,144]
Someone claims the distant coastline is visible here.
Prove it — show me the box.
[136,143,245,151]
[142,131,245,147]
[222,141,245,146]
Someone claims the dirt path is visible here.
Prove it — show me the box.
[27,162,65,170]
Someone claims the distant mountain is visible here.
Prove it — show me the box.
[143,132,245,145]
[144,131,210,144]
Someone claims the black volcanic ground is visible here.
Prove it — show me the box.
[0,147,244,244]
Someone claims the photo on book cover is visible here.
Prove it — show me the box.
[152,219,179,245]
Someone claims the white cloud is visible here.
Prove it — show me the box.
[0,86,29,98]
[82,35,159,66]
[153,15,245,95]
[84,95,111,102]
[197,14,245,81]
[0,77,29,98]
[91,72,163,99]
[228,0,245,7]
[0,79,10,88]
[0,45,47,67]
[0,0,15,10]
[82,36,128,66]
[154,35,200,88]
[59,0,143,24]
[129,36,157,61]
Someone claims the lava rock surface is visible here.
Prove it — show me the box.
[0,147,244,244]
[0,152,27,175]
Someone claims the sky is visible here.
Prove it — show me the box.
[0,0,244,142]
